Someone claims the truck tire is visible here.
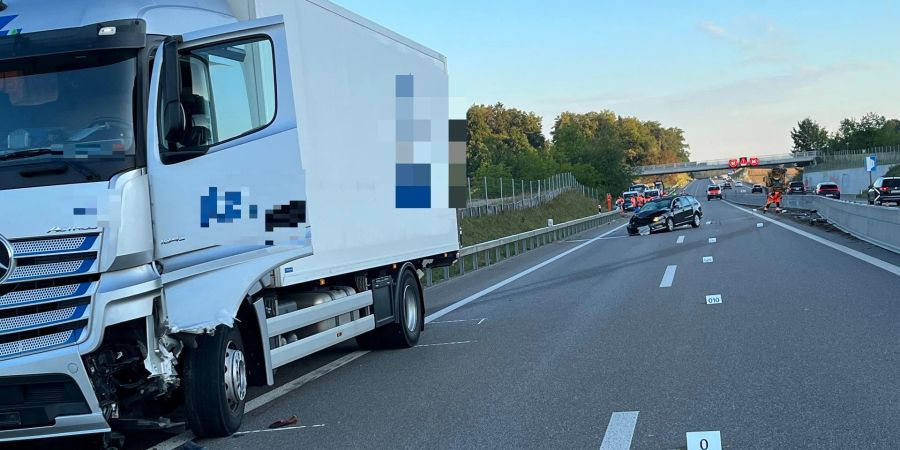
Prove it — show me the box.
[356,268,422,349]
[183,325,247,437]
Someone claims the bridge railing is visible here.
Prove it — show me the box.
[636,151,819,173]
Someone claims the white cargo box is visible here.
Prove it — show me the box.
[240,0,459,286]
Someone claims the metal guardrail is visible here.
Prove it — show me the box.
[425,210,620,286]
[724,192,900,254]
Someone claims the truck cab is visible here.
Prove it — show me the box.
[0,0,458,445]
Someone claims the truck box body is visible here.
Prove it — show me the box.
[249,0,458,286]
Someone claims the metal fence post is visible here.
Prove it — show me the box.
[467,177,472,204]
[426,268,433,286]
[500,177,503,203]
[459,256,466,275]
[484,176,488,204]
[443,266,450,281]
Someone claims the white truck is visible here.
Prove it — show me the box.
[0,0,458,446]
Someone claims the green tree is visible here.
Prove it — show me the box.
[790,118,829,153]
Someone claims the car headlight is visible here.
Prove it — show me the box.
[652,216,662,222]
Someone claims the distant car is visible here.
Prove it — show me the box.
[644,189,661,199]
[814,182,840,199]
[622,191,639,211]
[627,195,702,235]
[707,185,722,200]
[751,184,764,193]
[735,181,743,187]
[630,184,646,194]
[787,181,805,194]
[722,182,733,189]
[867,177,900,206]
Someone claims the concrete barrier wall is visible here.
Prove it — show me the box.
[803,164,897,196]
[725,192,900,254]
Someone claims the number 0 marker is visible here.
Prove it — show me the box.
[686,431,722,450]
[705,294,722,304]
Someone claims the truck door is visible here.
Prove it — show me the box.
[147,17,311,264]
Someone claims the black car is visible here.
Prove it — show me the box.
[751,184,764,193]
[787,181,805,194]
[627,195,702,235]
[723,182,733,189]
[867,177,900,206]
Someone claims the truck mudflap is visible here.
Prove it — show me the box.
[0,346,108,442]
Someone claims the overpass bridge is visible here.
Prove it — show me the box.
[635,151,818,176]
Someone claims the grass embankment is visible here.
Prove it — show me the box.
[459,191,599,246]
[886,165,900,177]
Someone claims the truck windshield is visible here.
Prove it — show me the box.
[0,49,137,190]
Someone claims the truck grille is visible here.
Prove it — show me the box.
[0,234,100,360]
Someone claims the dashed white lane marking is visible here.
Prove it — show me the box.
[599,411,639,450]
[151,351,368,450]
[232,424,326,436]
[676,235,685,244]
[708,237,717,243]
[659,265,677,288]
[702,256,714,263]
[724,201,900,277]
[425,223,629,323]
[417,340,476,347]
[429,318,487,325]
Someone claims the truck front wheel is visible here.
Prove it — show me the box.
[183,325,247,437]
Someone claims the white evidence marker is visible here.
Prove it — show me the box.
[676,235,685,244]
[705,294,723,305]
[702,256,713,263]
[756,222,764,228]
[686,431,722,450]
[708,237,717,243]
[705,221,712,225]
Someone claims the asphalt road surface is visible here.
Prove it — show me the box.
[38,179,900,450]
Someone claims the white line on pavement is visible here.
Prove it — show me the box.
[150,351,368,450]
[477,318,486,325]
[659,265,677,288]
[429,318,487,324]
[417,340,476,347]
[232,424,326,436]
[599,411,639,450]
[425,223,629,323]
[724,201,900,277]
[676,235,685,244]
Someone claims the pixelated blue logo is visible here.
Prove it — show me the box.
[201,187,249,228]
[0,15,22,36]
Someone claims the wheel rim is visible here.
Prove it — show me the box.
[224,342,247,412]
[403,284,419,333]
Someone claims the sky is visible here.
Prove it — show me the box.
[332,0,900,161]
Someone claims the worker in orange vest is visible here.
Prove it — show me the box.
[763,190,783,213]
[615,196,625,214]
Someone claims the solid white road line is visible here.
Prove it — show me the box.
[724,201,900,277]
[417,340,477,347]
[151,351,368,450]
[599,411,640,450]
[429,318,487,324]
[232,424,326,436]
[659,265,677,288]
[425,222,629,323]
[676,235,685,244]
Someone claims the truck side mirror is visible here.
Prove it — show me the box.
[161,37,185,148]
